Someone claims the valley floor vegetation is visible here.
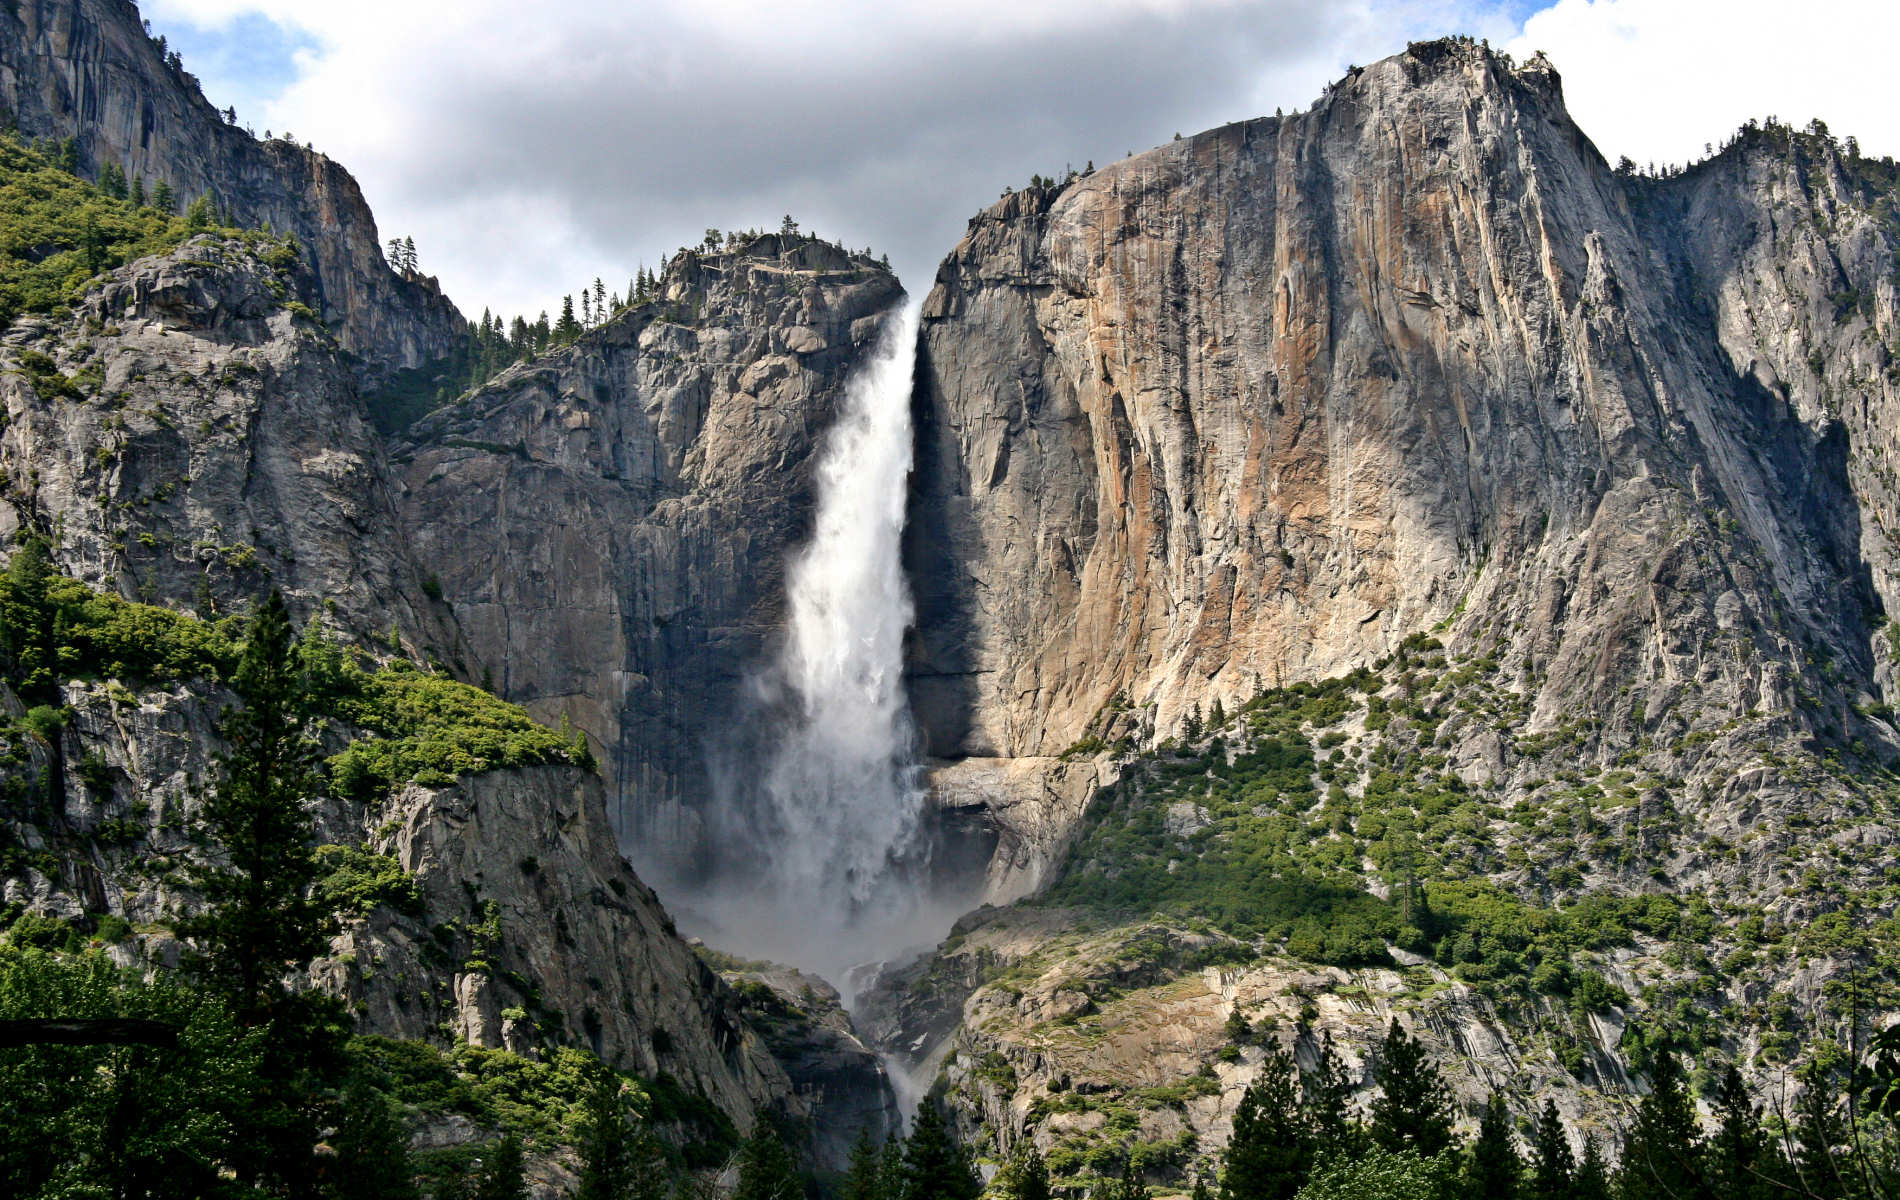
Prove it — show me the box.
[979,1016,1900,1200]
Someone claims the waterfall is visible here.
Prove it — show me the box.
[696,300,950,983]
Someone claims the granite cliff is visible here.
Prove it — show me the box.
[0,236,840,1141]
[907,38,1900,898]
[0,0,465,378]
[393,236,905,890]
[883,35,1900,1177]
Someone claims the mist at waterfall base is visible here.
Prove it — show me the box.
[682,301,982,988]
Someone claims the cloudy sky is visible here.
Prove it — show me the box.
[145,0,1900,323]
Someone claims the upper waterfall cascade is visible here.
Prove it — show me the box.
[694,301,958,982]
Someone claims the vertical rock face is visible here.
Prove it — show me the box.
[0,238,813,1133]
[908,39,1900,876]
[0,238,460,654]
[395,238,904,882]
[0,0,465,378]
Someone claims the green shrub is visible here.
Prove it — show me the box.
[314,844,422,916]
[0,134,252,325]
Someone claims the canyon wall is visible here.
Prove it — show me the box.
[0,0,465,378]
[907,39,1900,889]
[395,238,904,887]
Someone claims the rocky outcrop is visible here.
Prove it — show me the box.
[324,767,797,1124]
[714,958,903,1165]
[0,235,878,1138]
[0,0,465,378]
[907,38,1900,887]
[0,236,460,658]
[394,237,903,883]
[857,909,1668,1177]
[2,664,797,1130]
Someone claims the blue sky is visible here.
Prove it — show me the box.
[139,0,1900,323]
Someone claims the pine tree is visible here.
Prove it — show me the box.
[475,1135,528,1200]
[1617,1049,1703,1200]
[995,1141,1049,1200]
[594,278,607,324]
[576,1071,646,1200]
[1707,1068,1773,1200]
[1222,1046,1312,1200]
[1573,1137,1612,1200]
[177,590,331,1024]
[152,179,175,212]
[1209,698,1226,730]
[1527,1099,1573,1200]
[734,1114,801,1200]
[1106,1157,1150,1200]
[402,235,417,272]
[1791,1079,1850,1200]
[1369,1019,1454,1159]
[322,1080,419,1200]
[435,1158,477,1200]
[185,193,213,230]
[1,536,59,703]
[557,295,579,342]
[902,1100,980,1200]
[846,1128,889,1200]
[1302,1032,1366,1161]
[1467,1093,1522,1200]
[880,1134,907,1200]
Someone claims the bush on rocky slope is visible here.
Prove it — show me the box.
[0,131,283,327]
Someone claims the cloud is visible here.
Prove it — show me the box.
[145,0,1525,320]
[1506,0,1900,171]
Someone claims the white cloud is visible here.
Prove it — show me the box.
[1506,0,1900,170]
[146,1,1551,319]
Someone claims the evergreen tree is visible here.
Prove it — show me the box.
[176,590,331,1024]
[1527,1099,1573,1200]
[1467,1093,1522,1200]
[846,1128,889,1200]
[98,162,127,199]
[1791,1079,1850,1200]
[1183,703,1204,740]
[578,1072,632,1200]
[1617,1050,1703,1200]
[152,179,175,212]
[902,1100,980,1200]
[733,1114,801,1200]
[131,174,146,207]
[1,536,59,703]
[1209,697,1226,730]
[185,193,213,230]
[594,278,607,324]
[402,235,418,272]
[1105,1157,1150,1200]
[581,290,592,328]
[434,1158,477,1200]
[1303,1032,1366,1161]
[995,1140,1049,1200]
[1573,1137,1612,1200]
[556,296,579,342]
[475,1135,528,1200]
[1222,1045,1312,1200]
[1369,1020,1454,1159]
[322,1080,419,1200]
[1707,1067,1776,1200]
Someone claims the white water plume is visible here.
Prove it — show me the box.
[695,300,960,982]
